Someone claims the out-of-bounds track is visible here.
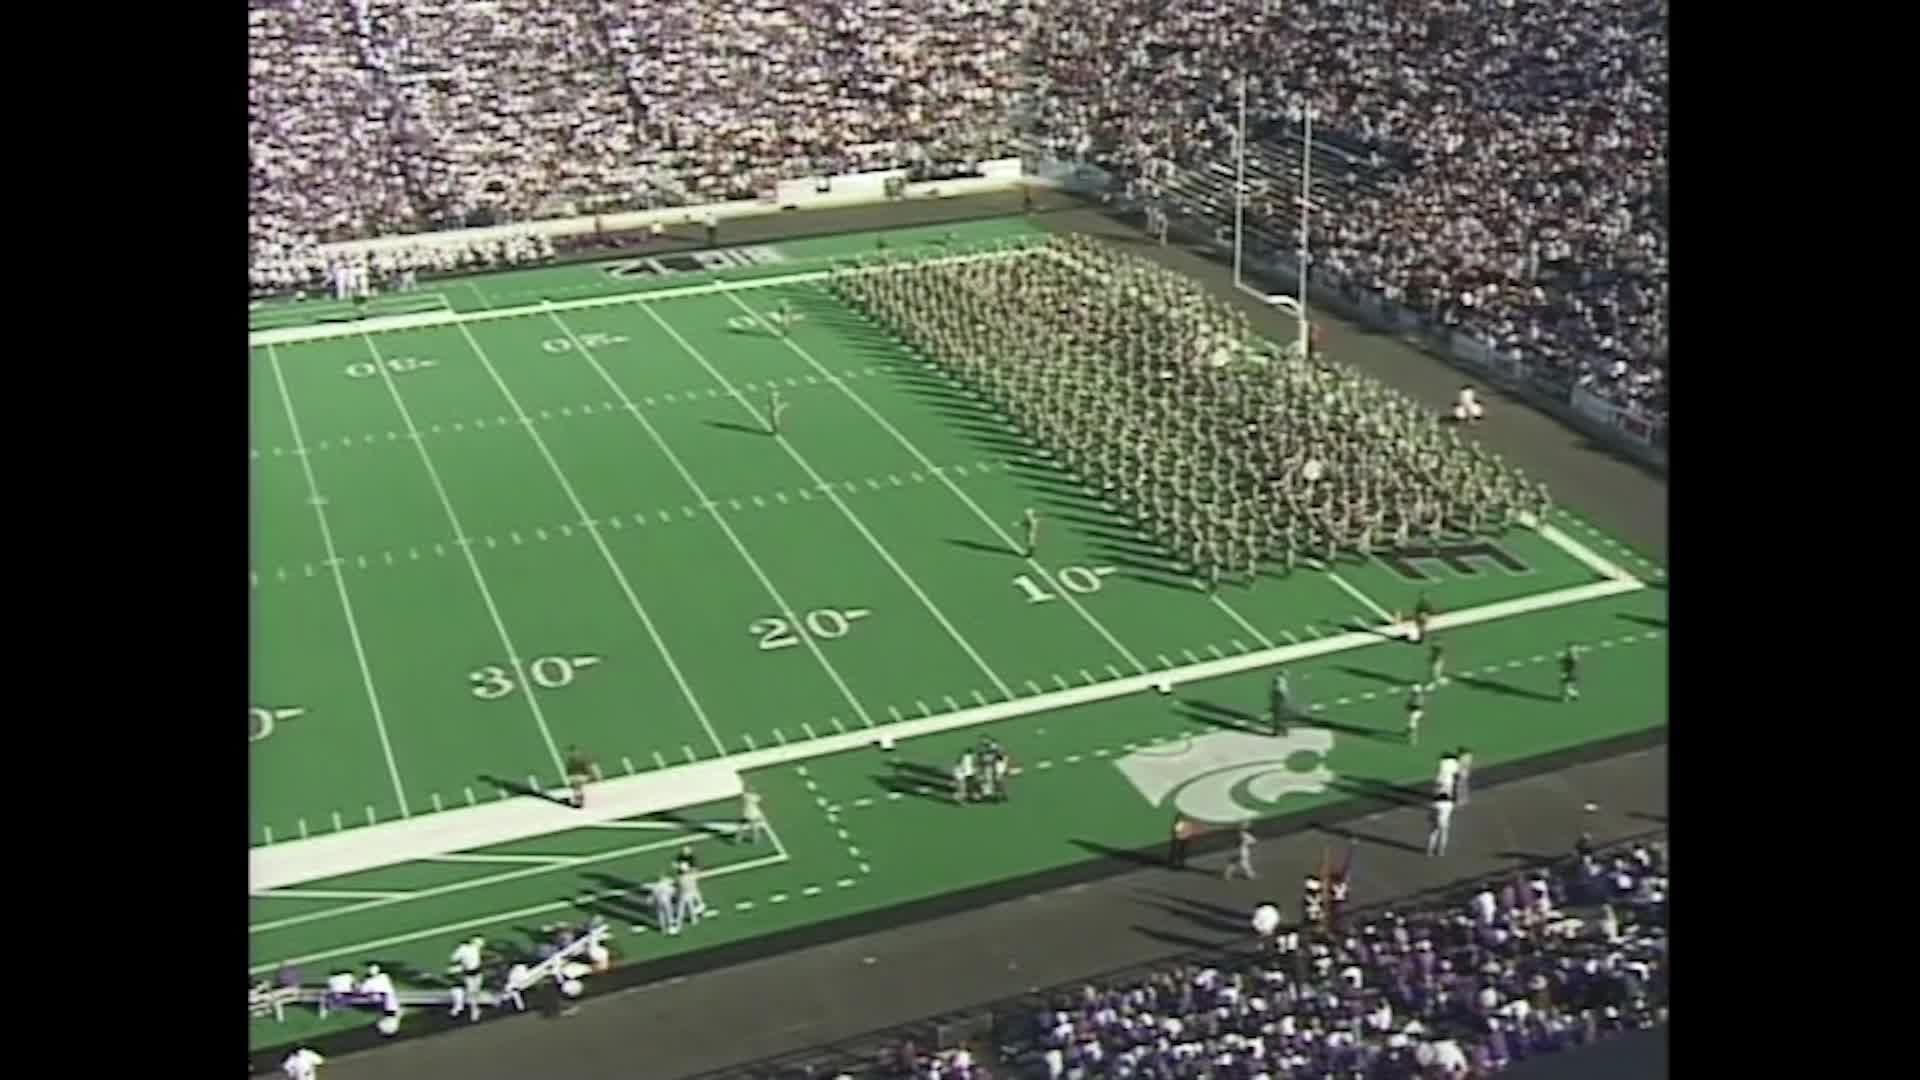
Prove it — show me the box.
[270,189,1667,1079]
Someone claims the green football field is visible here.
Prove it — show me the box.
[248,216,1667,1050]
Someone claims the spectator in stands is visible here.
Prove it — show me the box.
[1005,836,1666,1078]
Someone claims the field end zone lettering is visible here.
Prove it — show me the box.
[604,245,787,280]
[1378,541,1530,582]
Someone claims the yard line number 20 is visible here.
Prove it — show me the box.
[750,607,871,651]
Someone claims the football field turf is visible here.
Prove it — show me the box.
[248,216,1667,1050]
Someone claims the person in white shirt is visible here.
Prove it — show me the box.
[739,787,767,845]
[1426,790,1455,857]
[953,751,976,803]
[649,872,679,935]
[359,964,396,1013]
[282,1047,324,1080]
[675,864,706,928]
[1435,752,1459,800]
[449,937,484,1021]
[1454,385,1482,424]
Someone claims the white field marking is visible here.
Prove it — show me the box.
[802,722,818,739]
[1105,664,1124,679]
[424,853,568,866]
[830,716,847,733]
[376,346,566,777]
[253,888,409,902]
[463,787,476,806]
[1024,679,1043,695]
[429,793,442,813]
[1052,674,1071,690]
[247,830,728,936]
[724,288,1149,675]
[266,345,410,818]
[682,745,697,763]
[943,695,960,711]
[1155,654,1173,668]
[1232,638,1250,652]
[1182,649,1201,663]
[248,850,789,975]
[365,806,378,826]
[577,820,701,831]
[743,732,758,752]
[802,885,823,897]
[635,301,1013,699]
[837,878,856,888]
[1280,630,1299,643]
[1523,514,1639,583]
[298,819,309,839]
[710,576,1643,766]
[774,728,789,745]
[453,320,727,758]
[1210,594,1276,648]
[1328,571,1396,625]
[971,690,990,706]
[1206,644,1226,659]
[264,826,274,845]
[550,310,878,727]
[915,700,933,717]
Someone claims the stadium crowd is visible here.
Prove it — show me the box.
[988,835,1668,1079]
[1030,0,1669,425]
[249,0,1667,424]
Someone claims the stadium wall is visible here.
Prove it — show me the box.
[1023,155,1668,475]
[317,160,1028,258]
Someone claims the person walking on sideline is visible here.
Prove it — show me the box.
[565,746,593,809]
[1426,790,1455,857]
[1224,822,1258,880]
[649,871,679,936]
[1169,814,1195,869]
[448,937,485,1022]
[1455,747,1474,806]
[1269,668,1291,737]
[739,786,767,844]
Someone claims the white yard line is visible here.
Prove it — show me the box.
[628,302,1014,700]
[1209,595,1275,649]
[249,248,1036,347]
[421,853,567,866]
[715,289,1148,674]
[361,334,568,782]
[248,850,791,976]
[542,311,874,727]
[249,831,718,937]
[1328,571,1397,625]
[252,888,408,902]
[453,320,728,758]
[265,345,411,818]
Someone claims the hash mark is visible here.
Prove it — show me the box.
[1105,664,1123,679]
[1206,644,1226,659]
[1231,639,1248,653]
[1052,674,1071,690]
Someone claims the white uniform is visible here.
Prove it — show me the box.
[649,876,679,935]
[740,790,767,844]
[1454,387,1483,423]
[674,867,706,927]
[449,939,484,1020]
[283,1048,325,1079]
[1426,795,1455,856]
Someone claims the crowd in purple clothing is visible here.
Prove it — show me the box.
[999,837,1666,1079]
[1030,0,1669,426]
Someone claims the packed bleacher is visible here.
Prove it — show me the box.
[1029,0,1669,428]
[249,0,1668,429]
[247,0,1025,296]
[986,835,1669,1079]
